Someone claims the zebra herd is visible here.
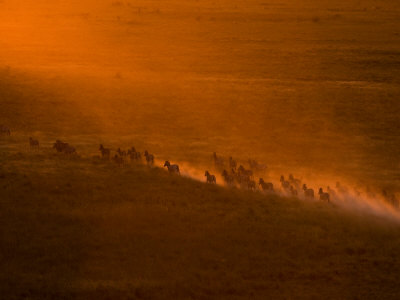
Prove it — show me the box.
[53,140,77,154]
[97,144,181,174]
[1,128,398,207]
[27,137,182,175]
[213,152,331,203]
[23,137,333,202]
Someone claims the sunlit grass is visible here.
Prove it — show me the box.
[1,0,400,298]
[1,141,400,299]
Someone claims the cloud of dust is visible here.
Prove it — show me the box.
[152,155,400,223]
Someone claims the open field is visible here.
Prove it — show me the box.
[1,139,400,299]
[1,0,400,298]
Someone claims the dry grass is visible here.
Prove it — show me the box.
[1,143,400,299]
[1,0,400,298]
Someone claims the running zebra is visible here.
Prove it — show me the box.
[205,171,216,184]
[144,150,154,166]
[164,161,180,174]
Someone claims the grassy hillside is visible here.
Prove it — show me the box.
[1,1,400,298]
[1,138,400,299]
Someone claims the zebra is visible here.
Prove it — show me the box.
[229,157,237,171]
[29,137,39,148]
[53,140,68,152]
[205,171,216,184]
[318,188,330,202]
[288,174,301,188]
[302,184,314,199]
[144,150,154,166]
[222,169,235,186]
[238,174,251,185]
[259,178,274,192]
[117,148,127,157]
[290,185,298,197]
[128,147,141,161]
[127,146,137,155]
[164,161,180,174]
[53,140,76,154]
[280,175,290,190]
[238,165,253,178]
[247,180,256,190]
[327,186,336,198]
[99,144,110,159]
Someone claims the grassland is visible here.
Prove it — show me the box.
[1,0,400,298]
[1,135,400,299]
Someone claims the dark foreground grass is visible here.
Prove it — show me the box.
[1,147,400,299]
